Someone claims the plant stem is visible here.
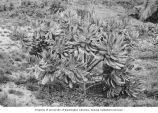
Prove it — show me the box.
[83,82,86,96]
[86,81,103,91]
[87,59,103,72]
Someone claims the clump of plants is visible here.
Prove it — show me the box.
[18,8,144,98]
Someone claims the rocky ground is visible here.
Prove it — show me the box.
[0,0,158,107]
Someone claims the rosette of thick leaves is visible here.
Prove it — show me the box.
[45,21,62,36]
[52,48,101,88]
[90,30,131,70]
[60,8,81,34]
[103,69,129,88]
[102,67,130,98]
[121,78,145,98]
[60,8,79,23]
[102,59,145,98]
[73,23,105,43]
[27,50,62,85]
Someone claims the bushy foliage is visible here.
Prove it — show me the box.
[14,5,145,98]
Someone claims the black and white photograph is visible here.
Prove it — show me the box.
[0,0,158,110]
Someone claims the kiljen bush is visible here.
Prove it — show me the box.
[19,9,144,98]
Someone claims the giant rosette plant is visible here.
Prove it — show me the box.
[19,9,144,98]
